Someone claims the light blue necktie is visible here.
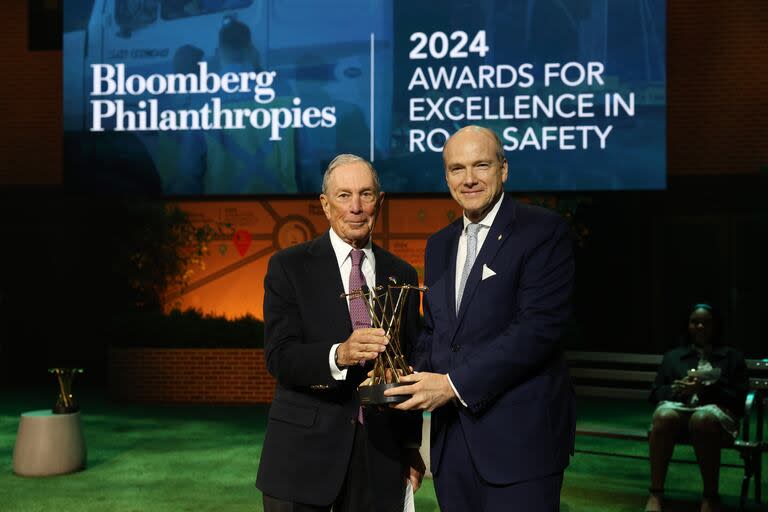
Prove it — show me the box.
[456,223,481,314]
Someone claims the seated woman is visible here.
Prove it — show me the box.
[645,303,748,512]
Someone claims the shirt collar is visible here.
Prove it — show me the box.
[328,228,374,268]
[462,193,504,232]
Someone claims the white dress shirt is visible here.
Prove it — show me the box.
[449,193,505,405]
[327,228,375,380]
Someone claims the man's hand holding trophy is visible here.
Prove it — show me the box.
[341,276,426,405]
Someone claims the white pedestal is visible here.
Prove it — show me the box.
[12,410,86,477]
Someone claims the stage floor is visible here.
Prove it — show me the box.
[1,389,764,511]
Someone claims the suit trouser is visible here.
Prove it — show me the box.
[434,417,564,512]
[262,421,403,512]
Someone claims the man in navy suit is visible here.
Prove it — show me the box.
[386,126,576,511]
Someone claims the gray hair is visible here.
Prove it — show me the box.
[445,125,506,164]
[321,154,381,195]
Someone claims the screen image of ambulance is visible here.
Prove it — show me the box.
[64,0,394,185]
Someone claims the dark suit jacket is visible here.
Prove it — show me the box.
[650,345,749,416]
[414,195,576,485]
[256,231,421,507]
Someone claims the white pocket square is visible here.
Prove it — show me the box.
[481,264,496,280]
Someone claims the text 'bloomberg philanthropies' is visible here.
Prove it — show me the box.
[89,63,336,141]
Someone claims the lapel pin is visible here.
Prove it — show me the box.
[497,234,502,240]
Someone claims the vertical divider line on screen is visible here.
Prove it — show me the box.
[370,32,375,162]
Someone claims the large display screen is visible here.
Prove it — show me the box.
[63,0,666,195]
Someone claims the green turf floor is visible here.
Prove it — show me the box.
[1,389,765,511]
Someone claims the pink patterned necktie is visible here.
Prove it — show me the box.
[349,249,371,329]
[348,249,370,424]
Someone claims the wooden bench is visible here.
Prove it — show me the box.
[567,351,768,510]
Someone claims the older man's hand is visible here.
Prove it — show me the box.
[405,447,426,492]
[336,328,388,367]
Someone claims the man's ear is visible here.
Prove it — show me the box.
[319,194,332,221]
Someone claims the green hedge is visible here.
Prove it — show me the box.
[109,308,264,348]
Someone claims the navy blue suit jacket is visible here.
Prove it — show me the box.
[414,195,576,485]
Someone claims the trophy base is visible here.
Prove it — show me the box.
[52,404,80,415]
[358,383,411,405]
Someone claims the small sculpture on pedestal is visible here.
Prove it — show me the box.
[49,368,84,414]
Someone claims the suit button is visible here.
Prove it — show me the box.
[451,344,461,352]
[350,418,356,425]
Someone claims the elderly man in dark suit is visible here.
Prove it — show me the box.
[387,126,576,511]
[256,154,424,512]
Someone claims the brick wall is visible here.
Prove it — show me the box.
[0,1,61,185]
[108,348,276,404]
[667,0,768,174]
